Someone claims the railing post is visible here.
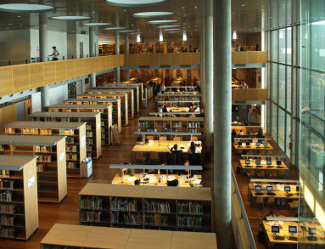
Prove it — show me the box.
[9,60,11,65]
[26,59,28,64]
[72,55,74,59]
[63,56,65,60]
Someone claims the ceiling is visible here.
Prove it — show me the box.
[0,0,267,41]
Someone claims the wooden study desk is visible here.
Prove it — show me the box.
[262,220,325,247]
[233,143,273,154]
[112,173,202,187]
[240,159,288,177]
[248,183,298,192]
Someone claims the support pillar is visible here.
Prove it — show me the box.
[89,26,96,88]
[115,30,120,83]
[125,33,129,80]
[214,0,231,248]
[204,0,214,147]
[200,1,206,108]
[39,12,49,111]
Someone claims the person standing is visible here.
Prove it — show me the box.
[49,46,60,61]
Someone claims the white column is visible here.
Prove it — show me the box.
[200,1,206,108]
[89,26,97,88]
[125,33,129,80]
[115,30,120,83]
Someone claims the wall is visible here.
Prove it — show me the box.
[67,33,90,59]
[235,69,246,80]
[0,29,30,63]
[233,32,261,50]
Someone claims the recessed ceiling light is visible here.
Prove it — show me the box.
[164,28,182,31]
[50,16,91,21]
[119,30,136,33]
[156,24,181,29]
[130,32,146,35]
[103,27,128,30]
[17,15,21,17]
[105,0,167,7]
[147,20,179,25]
[84,23,113,26]
[194,6,197,9]
[132,12,175,18]
[0,3,54,13]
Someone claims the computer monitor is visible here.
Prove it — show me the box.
[272,226,280,234]
[308,227,317,236]
[255,185,262,191]
[276,160,282,166]
[266,186,273,192]
[263,142,268,147]
[289,226,297,235]
[266,160,272,165]
[256,142,261,147]
[296,186,300,192]
[245,160,250,165]
[284,186,291,192]
[238,142,242,146]
[246,142,250,146]
[255,160,261,165]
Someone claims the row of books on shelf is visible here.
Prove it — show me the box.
[86,138,94,145]
[145,214,169,226]
[37,164,45,173]
[0,145,9,151]
[0,180,15,190]
[67,154,78,160]
[0,192,13,202]
[59,129,75,135]
[101,127,106,133]
[0,227,17,238]
[86,145,93,152]
[138,121,151,128]
[40,129,53,135]
[86,131,93,137]
[144,200,171,213]
[86,124,93,130]
[178,201,203,215]
[158,97,200,101]
[66,137,75,144]
[111,212,142,224]
[67,162,78,169]
[37,155,52,162]
[80,210,102,223]
[66,146,78,152]
[80,197,103,210]
[35,145,53,153]
[86,153,92,158]
[188,122,201,128]
[0,204,19,214]
[4,128,17,134]
[0,170,11,178]
[0,215,15,226]
[101,134,106,139]
[111,198,137,212]
[178,216,202,228]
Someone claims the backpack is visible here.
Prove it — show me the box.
[257,231,265,243]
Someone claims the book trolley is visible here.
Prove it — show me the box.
[28,111,102,159]
[2,121,86,179]
[0,135,67,203]
[48,104,113,146]
[78,184,212,232]
[0,155,38,240]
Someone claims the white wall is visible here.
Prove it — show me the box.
[31,92,41,113]
[67,33,90,58]
[0,29,30,62]
[49,85,68,105]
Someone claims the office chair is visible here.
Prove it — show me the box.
[255,196,264,209]
[191,136,198,141]
[257,170,266,178]
[288,200,299,213]
[149,152,160,164]
[267,196,275,209]
[135,152,147,164]
[147,135,154,140]
[173,137,181,141]
[269,171,278,178]
[160,136,167,141]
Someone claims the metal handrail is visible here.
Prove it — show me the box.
[231,168,257,249]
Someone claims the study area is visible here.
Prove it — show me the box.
[0,0,324,249]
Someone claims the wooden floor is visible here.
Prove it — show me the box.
[0,97,299,249]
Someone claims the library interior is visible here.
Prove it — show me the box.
[0,0,324,249]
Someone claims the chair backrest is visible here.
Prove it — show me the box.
[256,197,263,202]
[249,170,255,175]
[270,171,277,177]
[160,136,167,141]
[247,151,254,155]
[150,151,159,159]
[173,137,181,141]
[147,136,154,140]
[136,152,144,160]
[278,170,285,175]
[293,200,299,206]
[268,196,275,202]
[192,136,198,141]
[259,171,265,176]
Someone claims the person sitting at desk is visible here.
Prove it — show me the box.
[188,141,198,154]
[134,179,140,185]
[162,105,168,113]
[263,210,276,221]
[170,144,184,165]
[256,130,265,139]
[238,130,245,136]
[177,160,196,178]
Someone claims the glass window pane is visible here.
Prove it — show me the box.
[279,28,286,63]
[311,20,325,72]
[287,27,292,65]
[286,114,291,158]
[278,108,285,151]
[287,66,292,112]
[271,103,278,141]
[279,65,286,108]
[271,30,279,62]
[271,63,278,102]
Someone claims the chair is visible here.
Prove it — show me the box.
[278,170,285,179]
[269,171,278,178]
[247,170,255,178]
[160,136,167,141]
[147,136,154,140]
[255,196,264,209]
[257,170,266,178]
[267,196,275,209]
[135,152,147,164]
[247,150,254,155]
[266,150,273,155]
[288,200,299,213]
[149,152,160,164]
[192,136,198,141]
[173,137,181,141]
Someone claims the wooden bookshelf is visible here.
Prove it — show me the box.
[104,82,144,104]
[78,184,212,232]
[96,85,140,113]
[138,117,204,140]
[86,90,135,119]
[76,93,131,121]
[28,112,101,160]
[0,135,67,203]
[156,93,201,109]
[48,104,113,146]
[40,223,217,249]
[0,155,38,240]
[2,121,86,179]
[63,98,124,129]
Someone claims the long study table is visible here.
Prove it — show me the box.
[233,143,273,154]
[240,159,289,177]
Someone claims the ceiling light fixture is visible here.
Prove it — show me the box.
[137,34,141,43]
[159,30,163,42]
[147,20,179,25]
[183,30,187,41]
[132,12,175,18]
[119,30,136,33]
[164,28,182,31]
[105,0,167,7]
[103,27,128,30]
[232,31,237,39]
[156,24,181,29]
[0,3,54,13]
[84,23,113,26]
[50,16,91,21]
